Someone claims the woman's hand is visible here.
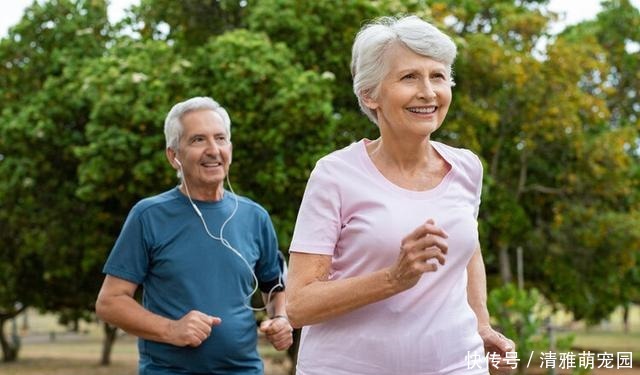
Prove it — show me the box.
[479,325,517,374]
[387,219,448,291]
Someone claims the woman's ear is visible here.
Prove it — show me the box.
[361,90,379,110]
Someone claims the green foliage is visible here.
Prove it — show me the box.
[0,0,110,106]
[0,1,113,360]
[131,0,246,44]
[246,0,381,110]
[488,284,577,374]
[188,29,335,245]
[544,207,640,323]
[488,284,546,368]
[73,38,186,207]
[441,0,640,324]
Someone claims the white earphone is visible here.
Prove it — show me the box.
[173,155,284,311]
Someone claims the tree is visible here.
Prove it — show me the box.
[187,29,335,245]
[538,0,640,321]
[0,0,110,362]
[131,0,246,44]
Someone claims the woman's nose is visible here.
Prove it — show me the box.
[417,79,437,100]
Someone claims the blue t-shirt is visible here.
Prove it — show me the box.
[103,187,282,374]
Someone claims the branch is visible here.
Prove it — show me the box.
[524,184,565,195]
[0,304,27,321]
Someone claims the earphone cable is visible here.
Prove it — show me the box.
[179,168,283,312]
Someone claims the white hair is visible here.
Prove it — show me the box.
[351,15,457,125]
[164,96,231,151]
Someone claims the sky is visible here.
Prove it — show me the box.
[0,0,639,38]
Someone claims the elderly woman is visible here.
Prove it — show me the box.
[286,15,515,374]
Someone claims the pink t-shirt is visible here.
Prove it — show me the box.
[290,139,487,375]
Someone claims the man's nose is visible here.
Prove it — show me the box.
[205,139,220,155]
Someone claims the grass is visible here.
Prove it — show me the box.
[1,333,291,375]
[552,305,640,361]
[0,309,290,375]
[1,335,138,375]
[570,330,640,361]
[1,307,639,374]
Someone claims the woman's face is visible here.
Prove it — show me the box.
[365,44,452,139]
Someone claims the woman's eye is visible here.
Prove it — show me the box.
[402,73,416,80]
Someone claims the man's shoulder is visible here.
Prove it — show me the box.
[232,193,270,218]
[131,188,180,215]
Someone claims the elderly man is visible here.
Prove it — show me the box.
[96,96,292,374]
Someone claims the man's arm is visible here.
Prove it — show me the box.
[259,291,293,351]
[96,275,220,347]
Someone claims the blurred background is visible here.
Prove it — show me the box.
[0,0,638,374]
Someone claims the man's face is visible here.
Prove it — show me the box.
[173,109,232,198]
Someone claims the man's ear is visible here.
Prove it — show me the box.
[166,148,179,169]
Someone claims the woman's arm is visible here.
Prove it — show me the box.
[286,220,448,328]
[467,246,490,328]
[467,246,516,374]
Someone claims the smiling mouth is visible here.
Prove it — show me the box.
[407,106,437,114]
[202,161,223,168]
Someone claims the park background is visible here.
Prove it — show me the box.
[0,0,639,374]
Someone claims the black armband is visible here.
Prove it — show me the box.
[258,277,285,293]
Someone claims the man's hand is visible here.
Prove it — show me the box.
[259,316,293,351]
[167,310,222,347]
[479,325,517,375]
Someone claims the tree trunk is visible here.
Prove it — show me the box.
[0,318,20,362]
[287,328,301,375]
[623,304,630,334]
[100,322,118,366]
[499,244,512,284]
[21,310,29,332]
[0,306,26,363]
[72,318,79,333]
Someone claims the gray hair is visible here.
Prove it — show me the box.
[351,15,457,125]
[164,96,231,151]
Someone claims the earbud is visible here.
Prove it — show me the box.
[174,157,182,167]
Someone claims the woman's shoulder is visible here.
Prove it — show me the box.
[315,139,364,169]
[432,141,483,185]
[432,140,481,169]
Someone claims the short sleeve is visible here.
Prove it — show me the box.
[255,211,283,287]
[102,204,150,284]
[471,152,483,219]
[289,159,342,255]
